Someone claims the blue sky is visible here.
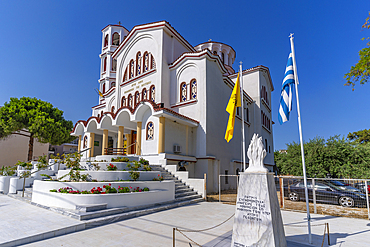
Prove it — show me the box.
[0,0,369,151]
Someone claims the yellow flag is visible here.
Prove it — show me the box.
[98,90,104,97]
[225,72,241,142]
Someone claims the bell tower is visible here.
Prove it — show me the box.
[98,23,129,103]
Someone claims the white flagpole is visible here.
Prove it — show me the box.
[289,33,312,244]
[239,62,246,171]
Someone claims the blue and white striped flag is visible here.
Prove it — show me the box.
[278,53,295,124]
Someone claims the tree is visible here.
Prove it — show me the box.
[347,129,370,144]
[0,97,75,161]
[344,12,370,90]
[275,135,370,178]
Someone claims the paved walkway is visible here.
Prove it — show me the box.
[1,194,370,246]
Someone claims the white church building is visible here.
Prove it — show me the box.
[71,21,274,193]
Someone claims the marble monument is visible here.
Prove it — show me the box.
[231,134,287,247]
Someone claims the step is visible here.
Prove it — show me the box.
[175,187,193,193]
[76,203,107,212]
[175,184,189,189]
[175,194,202,202]
[83,197,204,228]
[175,191,198,198]
[16,190,32,198]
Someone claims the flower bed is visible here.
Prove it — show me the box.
[57,170,160,181]
[31,180,175,209]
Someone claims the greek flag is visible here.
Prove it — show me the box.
[278,53,295,124]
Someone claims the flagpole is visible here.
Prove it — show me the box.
[239,62,246,171]
[289,33,312,244]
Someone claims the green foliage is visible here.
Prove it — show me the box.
[106,163,118,171]
[0,166,17,176]
[129,171,140,181]
[152,174,164,181]
[40,174,52,180]
[0,97,75,162]
[118,186,130,193]
[50,153,61,160]
[275,135,370,179]
[139,158,149,166]
[347,129,370,145]
[103,183,117,193]
[0,97,75,159]
[126,161,141,171]
[111,157,129,162]
[15,160,32,170]
[90,163,100,171]
[36,155,49,170]
[59,152,90,182]
[345,12,370,90]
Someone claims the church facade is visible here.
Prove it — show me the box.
[71,21,274,192]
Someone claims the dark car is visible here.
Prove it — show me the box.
[286,180,368,207]
[354,182,370,194]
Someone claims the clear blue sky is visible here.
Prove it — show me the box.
[1,1,369,151]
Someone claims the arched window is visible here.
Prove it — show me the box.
[112,32,120,46]
[121,96,126,107]
[150,85,155,102]
[103,57,107,72]
[102,83,106,93]
[213,51,218,55]
[112,58,117,71]
[104,35,108,47]
[143,52,149,72]
[136,52,142,76]
[128,94,133,108]
[142,88,147,100]
[129,60,134,79]
[146,122,154,140]
[134,91,140,106]
[150,55,156,69]
[110,81,116,88]
[191,79,197,99]
[180,82,187,102]
[111,106,115,113]
[123,68,127,82]
[83,136,88,148]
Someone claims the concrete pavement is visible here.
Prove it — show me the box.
[1,194,370,246]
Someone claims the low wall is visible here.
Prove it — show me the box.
[31,180,175,209]
[57,170,161,181]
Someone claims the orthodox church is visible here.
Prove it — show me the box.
[71,21,274,193]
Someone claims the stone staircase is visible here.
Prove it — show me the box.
[150,164,203,201]
[7,164,204,227]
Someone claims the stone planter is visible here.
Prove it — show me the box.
[57,170,161,181]
[32,180,175,209]
[0,176,12,194]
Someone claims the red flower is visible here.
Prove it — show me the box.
[103,185,106,188]
[109,183,111,186]
[101,192,106,194]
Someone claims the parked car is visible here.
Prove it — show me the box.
[286,180,368,207]
[354,182,370,194]
[325,180,362,193]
